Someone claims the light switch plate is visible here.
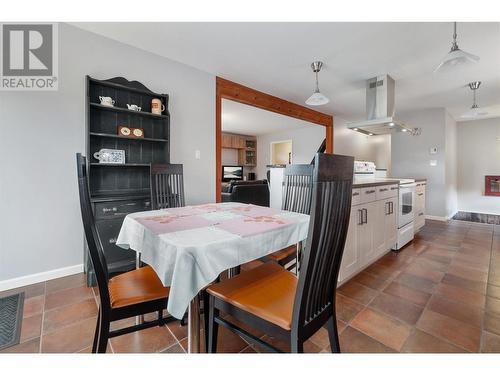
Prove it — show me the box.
[430,160,437,167]
[195,150,201,159]
[429,147,438,154]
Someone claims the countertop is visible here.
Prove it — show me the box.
[353,178,403,188]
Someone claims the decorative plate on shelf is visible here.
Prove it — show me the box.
[93,149,126,164]
[118,126,144,139]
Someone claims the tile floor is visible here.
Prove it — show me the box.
[1,220,500,353]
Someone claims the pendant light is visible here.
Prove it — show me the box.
[435,22,479,73]
[461,81,489,119]
[305,61,329,106]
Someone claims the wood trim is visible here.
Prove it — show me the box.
[215,77,334,202]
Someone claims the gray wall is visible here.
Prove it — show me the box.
[445,111,458,218]
[391,108,448,218]
[457,117,500,215]
[0,23,215,282]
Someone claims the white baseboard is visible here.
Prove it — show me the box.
[0,264,83,292]
[425,215,448,222]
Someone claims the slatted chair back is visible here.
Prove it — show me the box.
[281,164,314,215]
[292,153,354,338]
[150,164,185,210]
[76,153,111,311]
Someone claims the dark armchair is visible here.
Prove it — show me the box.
[221,180,270,207]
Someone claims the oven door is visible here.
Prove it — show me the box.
[399,183,416,228]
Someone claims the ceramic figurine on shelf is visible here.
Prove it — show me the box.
[126,104,142,111]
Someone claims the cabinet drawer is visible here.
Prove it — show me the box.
[376,184,398,201]
[360,187,377,204]
[415,211,425,231]
[351,188,361,206]
[94,198,151,219]
[416,182,426,194]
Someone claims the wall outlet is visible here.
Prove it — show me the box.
[430,160,437,167]
[195,150,201,159]
[429,147,438,154]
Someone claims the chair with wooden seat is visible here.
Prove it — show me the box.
[150,163,185,209]
[76,154,175,353]
[206,153,354,353]
[266,164,314,270]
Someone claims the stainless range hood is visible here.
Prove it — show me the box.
[347,75,411,135]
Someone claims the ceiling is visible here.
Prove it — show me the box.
[222,99,316,136]
[72,22,500,121]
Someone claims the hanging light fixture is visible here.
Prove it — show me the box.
[461,81,489,119]
[305,61,329,106]
[435,22,479,72]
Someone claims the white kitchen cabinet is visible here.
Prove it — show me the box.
[414,181,426,232]
[339,183,399,284]
[339,206,361,282]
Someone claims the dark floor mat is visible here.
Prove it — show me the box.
[0,292,24,350]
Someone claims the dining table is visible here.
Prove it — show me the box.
[116,201,310,353]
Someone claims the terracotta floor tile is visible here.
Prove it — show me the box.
[111,326,176,353]
[485,297,500,315]
[481,331,500,353]
[401,329,467,353]
[350,308,411,351]
[383,281,431,307]
[404,262,445,283]
[487,284,500,300]
[364,263,400,281]
[447,264,489,283]
[369,292,424,325]
[395,272,437,294]
[166,319,188,341]
[483,312,500,336]
[350,271,389,291]
[335,294,364,323]
[416,309,480,352]
[441,273,487,294]
[434,282,486,309]
[239,346,258,353]
[253,334,321,353]
[308,327,333,350]
[426,295,483,327]
[339,326,395,353]
[161,343,185,353]
[195,325,247,353]
[412,257,450,272]
[41,317,97,353]
[20,314,42,343]
[337,281,378,305]
[0,282,45,299]
[23,296,44,318]
[45,273,86,294]
[43,298,98,334]
[0,338,40,353]
[44,285,94,311]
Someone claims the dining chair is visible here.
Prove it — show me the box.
[76,154,175,353]
[150,163,185,209]
[266,164,314,270]
[206,153,354,353]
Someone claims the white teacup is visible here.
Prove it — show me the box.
[127,104,142,111]
[99,96,115,107]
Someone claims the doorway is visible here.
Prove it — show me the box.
[270,140,293,165]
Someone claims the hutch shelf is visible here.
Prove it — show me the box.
[85,76,170,286]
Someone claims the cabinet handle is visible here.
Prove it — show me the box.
[385,202,390,215]
[352,192,359,197]
[418,193,424,196]
[391,187,398,190]
[379,188,388,192]
[102,207,117,213]
[358,209,363,225]
[419,212,424,216]
[390,201,394,214]
[362,208,368,224]
[366,190,376,194]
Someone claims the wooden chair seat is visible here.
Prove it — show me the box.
[240,259,265,272]
[266,245,296,263]
[109,266,170,308]
[207,262,297,330]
